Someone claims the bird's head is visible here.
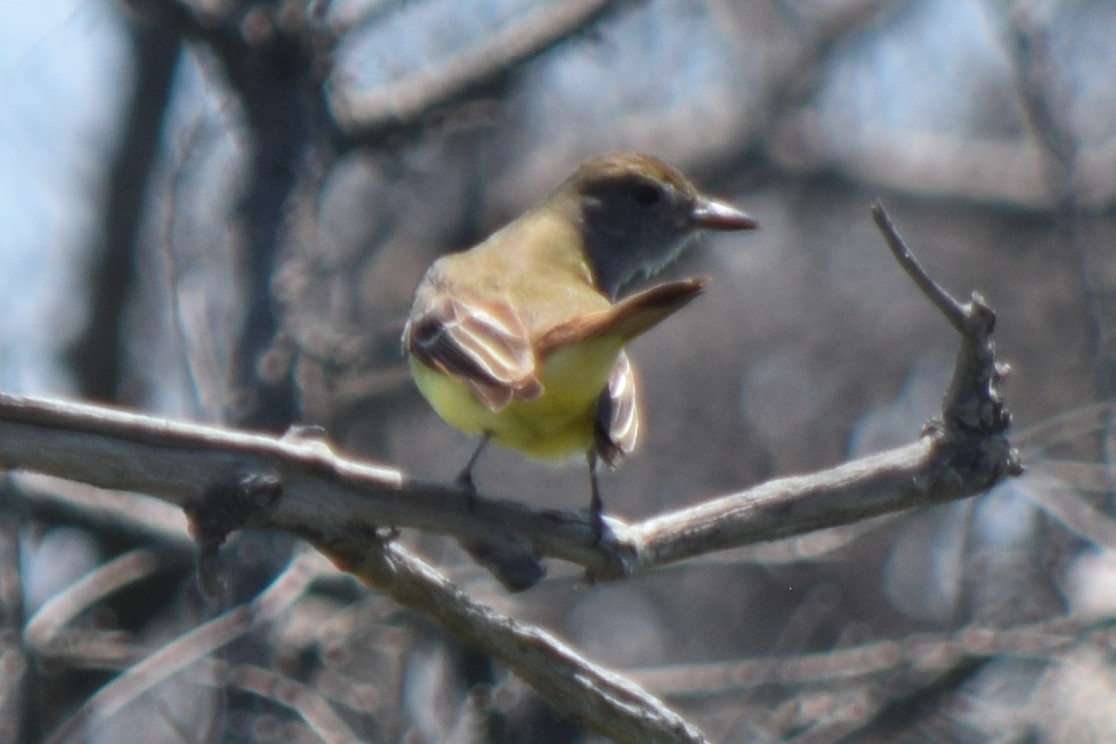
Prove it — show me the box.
[549,153,757,297]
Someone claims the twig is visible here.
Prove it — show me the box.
[1013,399,1116,453]
[0,516,26,744]
[24,548,188,653]
[322,534,709,744]
[1023,470,1116,552]
[44,553,320,744]
[332,0,625,140]
[182,659,364,744]
[6,474,192,550]
[631,615,1104,696]
[871,204,966,330]
[64,20,182,401]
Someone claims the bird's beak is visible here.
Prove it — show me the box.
[692,197,759,231]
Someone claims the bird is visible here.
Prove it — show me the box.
[402,152,757,538]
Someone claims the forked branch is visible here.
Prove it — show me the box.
[0,205,1020,743]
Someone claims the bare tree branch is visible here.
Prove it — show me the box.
[65,18,182,402]
[0,205,1020,579]
[324,534,710,744]
[632,615,1104,696]
[24,548,188,656]
[331,0,627,141]
[0,205,1020,742]
[995,1,1116,404]
[44,553,320,744]
[0,516,27,744]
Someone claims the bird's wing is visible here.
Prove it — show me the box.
[403,269,542,411]
[594,350,639,466]
[536,277,706,358]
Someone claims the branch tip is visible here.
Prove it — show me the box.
[872,202,967,331]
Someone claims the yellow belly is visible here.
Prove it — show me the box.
[410,338,622,462]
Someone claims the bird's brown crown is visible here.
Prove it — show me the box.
[564,152,697,191]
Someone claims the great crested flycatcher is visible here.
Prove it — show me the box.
[403,152,757,532]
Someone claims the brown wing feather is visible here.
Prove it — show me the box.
[403,268,542,410]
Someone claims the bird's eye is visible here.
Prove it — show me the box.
[631,182,661,206]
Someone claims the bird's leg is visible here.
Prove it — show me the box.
[588,451,605,544]
[456,432,492,510]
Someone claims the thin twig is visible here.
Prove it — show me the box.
[0,516,27,744]
[25,548,188,652]
[183,659,364,744]
[871,202,966,330]
[632,615,1104,696]
[45,553,321,744]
